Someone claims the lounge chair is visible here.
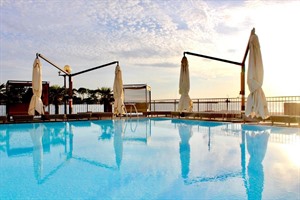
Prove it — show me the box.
[145,111,172,117]
[0,115,7,123]
[66,114,79,121]
[171,111,242,121]
[12,115,34,123]
[77,112,92,120]
[171,112,200,119]
[42,114,66,121]
[91,112,114,120]
[270,115,300,126]
[171,111,183,118]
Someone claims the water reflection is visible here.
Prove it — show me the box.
[113,119,125,169]
[97,118,151,145]
[123,118,151,144]
[242,125,270,200]
[176,121,270,200]
[68,124,73,159]
[98,121,114,140]
[178,123,193,179]
[30,124,44,183]
[199,122,223,151]
[1,119,299,199]
[3,122,72,184]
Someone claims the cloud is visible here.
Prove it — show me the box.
[1,0,300,98]
[135,62,178,69]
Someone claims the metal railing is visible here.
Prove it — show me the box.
[151,96,300,115]
[151,98,241,113]
[0,104,104,116]
[0,96,299,116]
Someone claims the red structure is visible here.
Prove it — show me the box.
[6,80,49,117]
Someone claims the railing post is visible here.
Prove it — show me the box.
[226,98,230,111]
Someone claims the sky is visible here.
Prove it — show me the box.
[1,0,300,100]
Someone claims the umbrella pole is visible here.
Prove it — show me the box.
[68,75,73,114]
[37,53,69,74]
[183,51,243,111]
[64,75,67,114]
[183,28,254,113]
[240,28,254,112]
[240,64,246,111]
[37,53,119,114]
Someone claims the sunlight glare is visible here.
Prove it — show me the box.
[283,143,300,167]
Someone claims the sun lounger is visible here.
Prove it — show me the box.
[91,112,113,119]
[182,112,199,118]
[145,111,172,117]
[199,112,224,119]
[77,112,92,120]
[171,112,183,118]
[42,114,66,121]
[66,114,79,120]
[0,115,7,123]
[270,115,300,126]
[12,115,34,123]
[171,111,242,121]
[66,113,93,121]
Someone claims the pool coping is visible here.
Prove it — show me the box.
[1,112,299,128]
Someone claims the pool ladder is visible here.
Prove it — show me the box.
[124,103,139,118]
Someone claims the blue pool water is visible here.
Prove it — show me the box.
[0,118,299,200]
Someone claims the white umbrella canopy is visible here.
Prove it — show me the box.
[245,29,269,119]
[113,64,125,115]
[28,58,44,115]
[178,56,193,112]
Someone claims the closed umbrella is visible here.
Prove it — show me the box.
[178,56,193,112]
[245,29,269,119]
[113,64,125,116]
[28,58,44,115]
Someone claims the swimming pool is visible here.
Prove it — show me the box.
[0,118,299,200]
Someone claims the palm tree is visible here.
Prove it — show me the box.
[49,85,66,114]
[85,89,102,104]
[77,87,88,101]
[72,88,82,104]
[98,87,114,112]
[6,83,29,104]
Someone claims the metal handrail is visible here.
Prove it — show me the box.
[0,96,299,115]
[151,96,300,115]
